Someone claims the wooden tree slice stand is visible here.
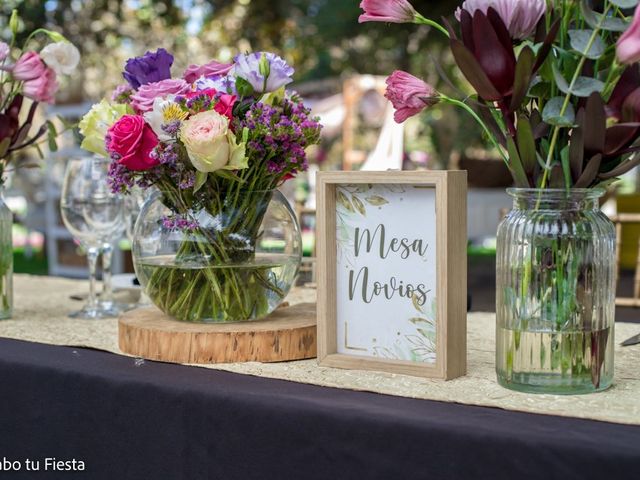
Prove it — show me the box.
[118,303,317,364]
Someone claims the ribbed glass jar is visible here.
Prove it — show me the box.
[496,189,615,394]
[0,194,12,320]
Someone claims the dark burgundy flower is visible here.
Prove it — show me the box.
[607,65,640,122]
[123,48,174,89]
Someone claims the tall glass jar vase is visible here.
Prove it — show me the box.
[0,193,13,320]
[496,189,615,394]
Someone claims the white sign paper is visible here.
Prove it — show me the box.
[335,184,437,363]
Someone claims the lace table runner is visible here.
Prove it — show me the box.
[1,275,639,426]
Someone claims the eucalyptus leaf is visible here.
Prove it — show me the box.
[580,1,629,32]
[542,97,575,126]
[568,30,605,59]
[552,64,604,97]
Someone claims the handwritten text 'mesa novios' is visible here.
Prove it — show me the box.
[348,224,430,306]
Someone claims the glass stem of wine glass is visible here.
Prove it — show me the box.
[86,246,100,312]
[101,243,113,306]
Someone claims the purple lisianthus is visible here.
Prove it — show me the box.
[232,52,294,94]
[195,74,238,95]
[123,48,174,89]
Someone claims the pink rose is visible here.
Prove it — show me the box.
[130,78,190,113]
[385,70,439,123]
[11,51,46,81]
[184,88,237,120]
[183,60,233,84]
[107,115,159,171]
[214,93,236,120]
[618,6,640,64]
[22,67,58,103]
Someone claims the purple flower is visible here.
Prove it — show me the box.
[232,52,294,94]
[123,48,174,89]
[456,0,545,40]
[195,74,238,95]
[111,84,134,104]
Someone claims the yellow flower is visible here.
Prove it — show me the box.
[79,100,130,156]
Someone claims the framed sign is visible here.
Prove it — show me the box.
[316,171,467,379]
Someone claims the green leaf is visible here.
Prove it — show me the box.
[194,171,208,192]
[552,64,604,97]
[235,77,254,97]
[47,121,58,152]
[364,195,388,206]
[568,30,605,59]
[609,0,639,8]
[506,137,530,187]
[516,116,536,175]
[542,97,575,126]
[580,1,629,32]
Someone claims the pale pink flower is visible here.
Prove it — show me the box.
[22,67,58,103]
[0,42,9,62]
[617,6,640,64]
[11,51,46,81]
[456,0,546,39]
[385,70,438,123]
[179,110,247,173]
[358,0,417,24]
[183,60,233,84]
[130,78,190,113]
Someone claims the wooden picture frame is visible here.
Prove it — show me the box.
[316,171,467,379]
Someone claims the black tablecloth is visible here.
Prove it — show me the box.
[0,337,638,480]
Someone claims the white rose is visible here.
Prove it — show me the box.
[179,110,247,173]
[40,41,80,76]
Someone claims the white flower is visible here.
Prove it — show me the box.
[40,41,80,76]
[143,95,187,142]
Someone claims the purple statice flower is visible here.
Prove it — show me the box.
[195,74,238,95]
[179,171,196,190]
[240,97,321,179]
[108,161,135,194]
[161,120,181,137]
[111,84,134,104]
[232,52,294,94]
[161,214,199,232]
[123,48,174,89]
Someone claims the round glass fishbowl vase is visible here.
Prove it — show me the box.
[132,189,302,323]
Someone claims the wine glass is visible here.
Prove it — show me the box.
[60,156,125,319]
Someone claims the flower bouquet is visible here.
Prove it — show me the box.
[361,0,640,392]
[0,10,80,319]
[80,49,321,322]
